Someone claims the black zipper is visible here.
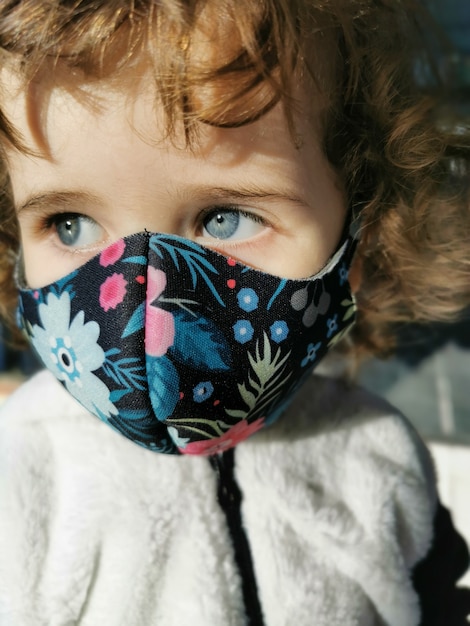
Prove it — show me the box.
[209,448,265,626]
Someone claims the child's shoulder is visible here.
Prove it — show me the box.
[254,375,438,528]
[242,370,438,508]
[237,375,441,625]
[250,372,437,490]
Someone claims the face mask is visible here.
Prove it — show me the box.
[18,231,356,456]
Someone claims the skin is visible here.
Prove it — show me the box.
[2,67,348,289]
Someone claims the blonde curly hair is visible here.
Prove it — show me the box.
[0,0,469,355]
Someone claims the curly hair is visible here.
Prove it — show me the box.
[0,0,469,355]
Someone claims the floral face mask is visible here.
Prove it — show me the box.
[18,231,356,455]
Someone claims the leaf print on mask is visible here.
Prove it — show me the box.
[103,348,147,395]
[172,310,231,371]
[167,426,190,449]
[122,303,145,338]
[150,235,225,306]
[147,355,180,421]
[226,333,291,422]
[267,279,287,310]
[145,267,175,357]
[178,418,265,456]
[341,297,356,323]
[30,291,117,418]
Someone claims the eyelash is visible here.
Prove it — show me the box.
[37,211,86,233]
[34,205,268,243]
[36,211,104,253]
[198,205,266,227]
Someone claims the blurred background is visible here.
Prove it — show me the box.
[357,0,469,448]
[361,0,470,586]
[0,0,469,583]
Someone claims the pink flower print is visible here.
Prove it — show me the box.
[145,267,175,357]
[99,273,128,312]
[100,239,125,267]
[179,418,265,456]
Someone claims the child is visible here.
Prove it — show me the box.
[0,1,469,624]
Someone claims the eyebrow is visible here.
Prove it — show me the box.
[185,184,309,208]
[15,190,105,215]
[15,184,309,216]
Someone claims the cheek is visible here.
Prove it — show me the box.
[265,230,340,279]
[19,243,63,289]
[19,235,95,289]
[299,167,348,270]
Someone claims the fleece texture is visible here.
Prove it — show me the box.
[0,370,437,626]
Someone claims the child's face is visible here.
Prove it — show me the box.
[3,68,347,288]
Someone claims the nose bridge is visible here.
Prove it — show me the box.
[110,177,189,241]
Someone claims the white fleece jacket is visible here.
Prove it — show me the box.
[0,370,437,626]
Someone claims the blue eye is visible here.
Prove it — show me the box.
[51,213,103,248]
[202,208,264,241]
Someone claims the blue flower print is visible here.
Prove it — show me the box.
[301,341,322,367]
[270,320,289,344]
[237,288,259,312]
[193,381,214,403]
[339,264,349,286]
[326,314,339,339]
[233,319,254,344]
[30,292,118,419]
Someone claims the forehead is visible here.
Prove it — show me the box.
[0,54,324,158]
[1,64,330,213]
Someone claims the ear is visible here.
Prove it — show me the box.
[348,253,362,294]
